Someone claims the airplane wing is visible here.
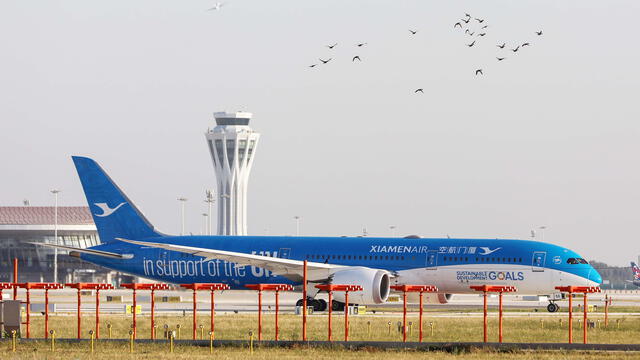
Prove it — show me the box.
[116,238,357,282]
[31,242,133,259]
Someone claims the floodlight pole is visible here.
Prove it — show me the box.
[294,216,300,236]
[177,197,187,235]
[201,213,208,235]
[205,190,215,235]
[51,189,60,283]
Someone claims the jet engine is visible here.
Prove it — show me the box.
[329,267,390,304]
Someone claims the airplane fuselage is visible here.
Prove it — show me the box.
[82,235,601,295]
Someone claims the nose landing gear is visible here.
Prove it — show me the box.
[547,301,560,313]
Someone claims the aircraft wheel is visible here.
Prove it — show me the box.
[547,302,559,313]
[296,299,304,307]
[310,299,321,312]
[332,300,345,312]
[316,299,327,312]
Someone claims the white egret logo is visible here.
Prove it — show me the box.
[478,247,502,255]
[94,202,126,217]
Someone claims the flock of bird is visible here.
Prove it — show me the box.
[306,12,544,94]
[454,12,543,79]
[308,41,372,68]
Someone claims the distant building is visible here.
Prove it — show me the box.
[205,112,260,235]
[0,206,125,284]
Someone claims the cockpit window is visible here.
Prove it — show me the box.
[567,258,588,265]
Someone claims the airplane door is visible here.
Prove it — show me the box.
[278,248,291,259]
[532,251,546,272]
[425,250,438,270]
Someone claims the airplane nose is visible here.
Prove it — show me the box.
[588,268,602,285]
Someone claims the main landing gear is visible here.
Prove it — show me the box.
[296,298,328,312]
[547,301,560,313]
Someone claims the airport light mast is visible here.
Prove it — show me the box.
[205,112,260,235]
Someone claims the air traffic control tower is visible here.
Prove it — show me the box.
[205,112,260,235]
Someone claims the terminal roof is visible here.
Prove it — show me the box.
[0,206,93,225]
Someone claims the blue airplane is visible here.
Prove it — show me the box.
[38,157,601,312]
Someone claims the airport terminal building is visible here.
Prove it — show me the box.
[0,206,123,283]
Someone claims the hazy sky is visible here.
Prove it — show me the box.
[1,1,639,265]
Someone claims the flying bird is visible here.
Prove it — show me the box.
[352,56,361,62]
[319,58,332,64]
[309,64,317,68]
[326,43,337,49]
[207,2,225,11]
[454,22,462,28]
[356,42,367,47]
[511,46,520,52]
[477,33,486,37]
[462,18,470,24]
[475,18,485,23]
[497,43,506,49]
[482,25,488,29]
[468,31,475,36]
[465,29,470,34]
[467,40,476,47]
[414,88,424,93]
[536,30,543,36]
[409,29,418,35]
[496,57,506,61]
[522,42,531,47]
[475,69,483,75]
[465,13,471,18]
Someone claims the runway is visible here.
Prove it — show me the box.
[4,288,640,315]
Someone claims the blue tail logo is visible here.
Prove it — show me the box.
[94,202,126,217]
[73,156,163,243]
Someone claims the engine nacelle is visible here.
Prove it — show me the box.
[405,292,453,304]
[329,267,390,304]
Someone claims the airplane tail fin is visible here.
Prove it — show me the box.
[72,156,163,244]
[631,262,640,281]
